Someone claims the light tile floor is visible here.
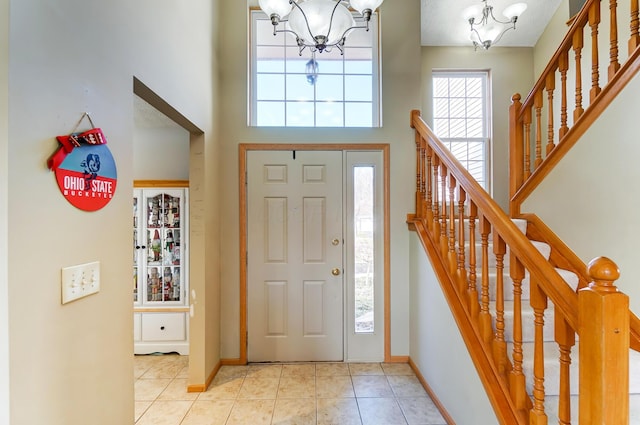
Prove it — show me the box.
[134,354,447,425]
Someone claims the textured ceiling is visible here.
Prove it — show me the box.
[421,0,563,47]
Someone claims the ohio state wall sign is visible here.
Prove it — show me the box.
[48,119,117,212]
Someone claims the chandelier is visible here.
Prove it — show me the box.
[463,0,527,50]
[258,0,384,55]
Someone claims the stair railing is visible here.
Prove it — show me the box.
[510,0,640,215]
[409,109,630,424]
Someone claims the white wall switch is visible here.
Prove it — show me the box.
[61,261,100,304]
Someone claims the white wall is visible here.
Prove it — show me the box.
[217,0,422,359]
[7,1,219,423]
[409,232,498,425]
[1,0,10,421]
[522,70,640,315]
[421,46,535,211]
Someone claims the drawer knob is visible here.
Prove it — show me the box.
[160,326,165,330]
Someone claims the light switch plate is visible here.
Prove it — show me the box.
[61,261,100,304]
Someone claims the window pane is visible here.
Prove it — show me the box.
[257,102,285,126]
[316,102,344,127]
[432,118,449,137]
[287,74,315,101]
[345,103,372,127]
[354,166,374,333]
[433,78,449,97]
[286,101,314,126]
[345,76,372,101]
[256,47,286,72]
[466,119,483,137]
[316,75,344,101]
[257,74,285,100]
[449,118,467,137]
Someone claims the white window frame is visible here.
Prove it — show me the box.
[431,70,491,192]
[249,9,381,128]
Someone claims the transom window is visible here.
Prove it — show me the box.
[432,71,490,190]
[250,10,381,127]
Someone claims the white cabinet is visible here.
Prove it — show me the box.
[133,186,189,355]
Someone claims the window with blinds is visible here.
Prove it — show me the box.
[432,71,490,190]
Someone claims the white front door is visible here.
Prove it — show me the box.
[247,150,344,362]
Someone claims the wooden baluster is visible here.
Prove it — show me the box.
[630,0,640,53]
[509,93,524,201]
[415,133,423,219]
[425,146,433,228]
[609,0,621,80]
[545,71,556,155]
[559,51,569,139]
[555,314,576,425]
[432,156,440,240]
[509,256,527,410]
[579,257,629,424]
[479,216,493,343]
[439,165,448,258]
[467,201,479,318]
[492,234,508,379]
[456,186,467,294]
[529,277,548,425]
[534,90,543,168]
[573,28,585,121]
[589,2,602,102]
[523,107,532,180]
[447,174,457,275]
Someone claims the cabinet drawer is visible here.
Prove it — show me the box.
[133,313,142,341]
[141,313,186,341]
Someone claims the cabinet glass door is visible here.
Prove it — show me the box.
[144,192,183,303]
[133,193,140,304]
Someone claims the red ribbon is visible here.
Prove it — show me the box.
[47,128,107,171]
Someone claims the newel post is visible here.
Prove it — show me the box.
[508,93,523,216]
[579,257,629,424]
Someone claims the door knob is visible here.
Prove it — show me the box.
[331,268,341,276]
[332,238,340,246]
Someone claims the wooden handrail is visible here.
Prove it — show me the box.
[523,213,640,351]
[409,109,631,424]
[510,0,640,211]
[412,110,580,331]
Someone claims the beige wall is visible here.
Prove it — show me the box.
[1,0,9,420]
[533,0,570,77]
[409,233,497,424]
[133,125,190,181]
[7,1,219,424]
[523,70,640,315]
[217,0,423,359]
[524,0,640,314]
[421,46,535,211]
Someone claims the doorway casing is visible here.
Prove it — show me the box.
[237,143,395,364]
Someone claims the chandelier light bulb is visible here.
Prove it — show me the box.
[503,2,527,19]
[350,0,383,17]
[258,0,293,22]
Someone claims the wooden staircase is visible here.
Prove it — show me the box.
[473,217,640,423]
[408,1,640,422]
